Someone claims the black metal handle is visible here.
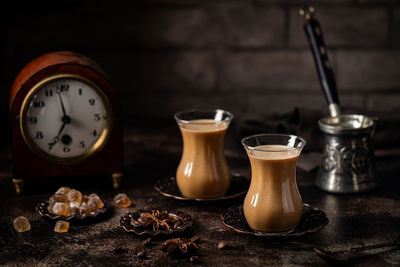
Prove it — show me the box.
[301,7,340,108]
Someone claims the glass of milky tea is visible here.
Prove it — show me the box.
[174,109,233,199]
[241,134,306,232]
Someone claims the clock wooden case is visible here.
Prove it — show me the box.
[9,51,123,193]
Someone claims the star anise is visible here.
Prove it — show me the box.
[133,209,182,232]
[160,237,200,257]
[140,210,170,231]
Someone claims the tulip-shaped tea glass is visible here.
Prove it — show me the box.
[175,109,233,199]
[241,134,306,232]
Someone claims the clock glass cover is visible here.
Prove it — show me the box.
[20,74,112,163]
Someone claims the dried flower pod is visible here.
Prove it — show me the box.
[160,237,200,257]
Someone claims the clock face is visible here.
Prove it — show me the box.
[20,74,112,163]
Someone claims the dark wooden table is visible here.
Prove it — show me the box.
[1,126,400,266]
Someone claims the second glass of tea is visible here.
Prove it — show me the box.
[175,109,233,199]
[241,134,306,232]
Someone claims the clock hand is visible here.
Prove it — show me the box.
[48,124,64,150]
[48,116,72,150]
[57,90,67,117]
[48,93,71,150]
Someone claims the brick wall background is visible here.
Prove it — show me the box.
[2,0,400,150]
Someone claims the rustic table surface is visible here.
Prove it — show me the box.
[1,126,400,266]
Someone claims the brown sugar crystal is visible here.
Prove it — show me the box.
[67,189,82,204]
[114,193,131,208]
[13,216,31,232]
[47,188,105,217]
[70,206,80,217]
[79,202,91,215]
[52,202,70,216]
[88,194,104,210]
[55,186,71,195]
[54,220,70,233]
[49,193,68,207]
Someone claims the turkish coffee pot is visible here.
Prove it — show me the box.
[301,7,379,193]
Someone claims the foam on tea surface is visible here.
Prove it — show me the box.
[179,119,229,132]
[248,145,301,160]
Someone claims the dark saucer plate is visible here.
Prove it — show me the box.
[221,204,329,237]
[119,208,194,236]
[36,201,109,221]
[154,173,250,201]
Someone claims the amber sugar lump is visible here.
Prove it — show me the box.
[55,186,71,195]
[54,220,70,233]
[79,202,91,215]
[70,206,79,217]
[49,194,68,206]
[88,194,104,210]
[47,187,105,217]
[67,189,82,204]
[114,193,131,208]
[13,216,31,233]
[52,202,70,216]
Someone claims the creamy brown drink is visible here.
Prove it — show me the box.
[242,137,305,232]
[176,119,231,198]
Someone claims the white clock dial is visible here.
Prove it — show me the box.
[21,75,112,161]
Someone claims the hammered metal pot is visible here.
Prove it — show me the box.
[316,114,379,193]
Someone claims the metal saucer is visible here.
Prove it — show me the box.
[36,201,109,222]
[119,208,194,236]
[221,204,329,237]
[154,173,249,201]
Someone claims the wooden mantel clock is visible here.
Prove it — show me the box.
[9,51,123,194]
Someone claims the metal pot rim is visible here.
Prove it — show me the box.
[318,114,376,135]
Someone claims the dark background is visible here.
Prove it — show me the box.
[2,0,400,151]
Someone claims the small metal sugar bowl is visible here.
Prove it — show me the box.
[316,114,379,193]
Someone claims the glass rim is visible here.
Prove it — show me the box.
[174,109,234,125]
[241,134,306,152]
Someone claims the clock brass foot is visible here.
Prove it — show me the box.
[112,173,123,189]
[12,178,25,194]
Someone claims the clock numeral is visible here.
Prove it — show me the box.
[79,141,85,148]
[89,98,95,105]
[33,101,45,108]
[29,117,38,124]
[93,130,97,136]
[63,147,70,153]
[45,89,53,97]
[56,84,69,93]
[79,88,83,95]
[94,114,101,121]
[35,131,43,139]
